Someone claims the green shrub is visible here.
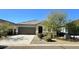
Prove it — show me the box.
[43,32,52,42]
[43,36,52,42]
[42,32,48,36]
[43,32,56,42]
[37,33,43,39]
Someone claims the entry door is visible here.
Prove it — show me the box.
[38,26,43,33]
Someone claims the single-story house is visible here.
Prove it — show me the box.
[0,19,69,35]
[16,20,45,35]
[0,19,46,35]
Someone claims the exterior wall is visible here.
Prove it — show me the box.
[16,24,68,35]
[36,23,44,34]
[60,27,68,33]
[16,24,45,35]
[16,28,18,34]
[36,23,48,34]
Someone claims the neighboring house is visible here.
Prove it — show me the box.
[59,19,79,36]
[60,27,68,33]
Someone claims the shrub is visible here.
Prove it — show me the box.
[43,36,52,42]
[43,32,56,42]
[43,32,53,42]
[42,32,48,36]
[3,31,8,37]
[37,33,43,39]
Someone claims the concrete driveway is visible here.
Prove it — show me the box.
[0,35,35,46]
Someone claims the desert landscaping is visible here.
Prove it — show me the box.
[1,9,79,49]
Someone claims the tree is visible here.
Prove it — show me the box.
[43,20,52,32]
[66,22,79,35]
[48,12,67,29]
[0,22,14,37]
[43,12,67,38]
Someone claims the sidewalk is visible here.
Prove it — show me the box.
[6,45,79,49]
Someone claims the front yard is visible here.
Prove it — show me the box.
[31,35,79,46]
[1,35,79,46]
[1,35,79,49]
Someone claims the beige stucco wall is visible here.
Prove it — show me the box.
[36,23,48,34]
[15,23,48,35]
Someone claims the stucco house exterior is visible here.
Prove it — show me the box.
[0,19,68,35]
[16,20,46,35]
[0,19,46,35]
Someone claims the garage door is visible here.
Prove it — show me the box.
[18,27,36,35]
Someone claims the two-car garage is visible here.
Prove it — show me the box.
[16,20,41,35]
[18,27,36,35]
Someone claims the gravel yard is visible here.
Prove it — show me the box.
[31,36,79,46]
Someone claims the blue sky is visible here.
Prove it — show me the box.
[0,9,79,23]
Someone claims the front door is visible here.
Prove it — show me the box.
[38,26,43,33]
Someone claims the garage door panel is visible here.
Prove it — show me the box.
[18,27,36,35]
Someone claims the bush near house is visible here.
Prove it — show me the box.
[43,32,52,41]
[42,32,48,36]
[0,22,14,38]
[37,32,53,42]
[43,32,56,42]
[37,33,44,39]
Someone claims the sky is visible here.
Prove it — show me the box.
[0,9,79,23]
